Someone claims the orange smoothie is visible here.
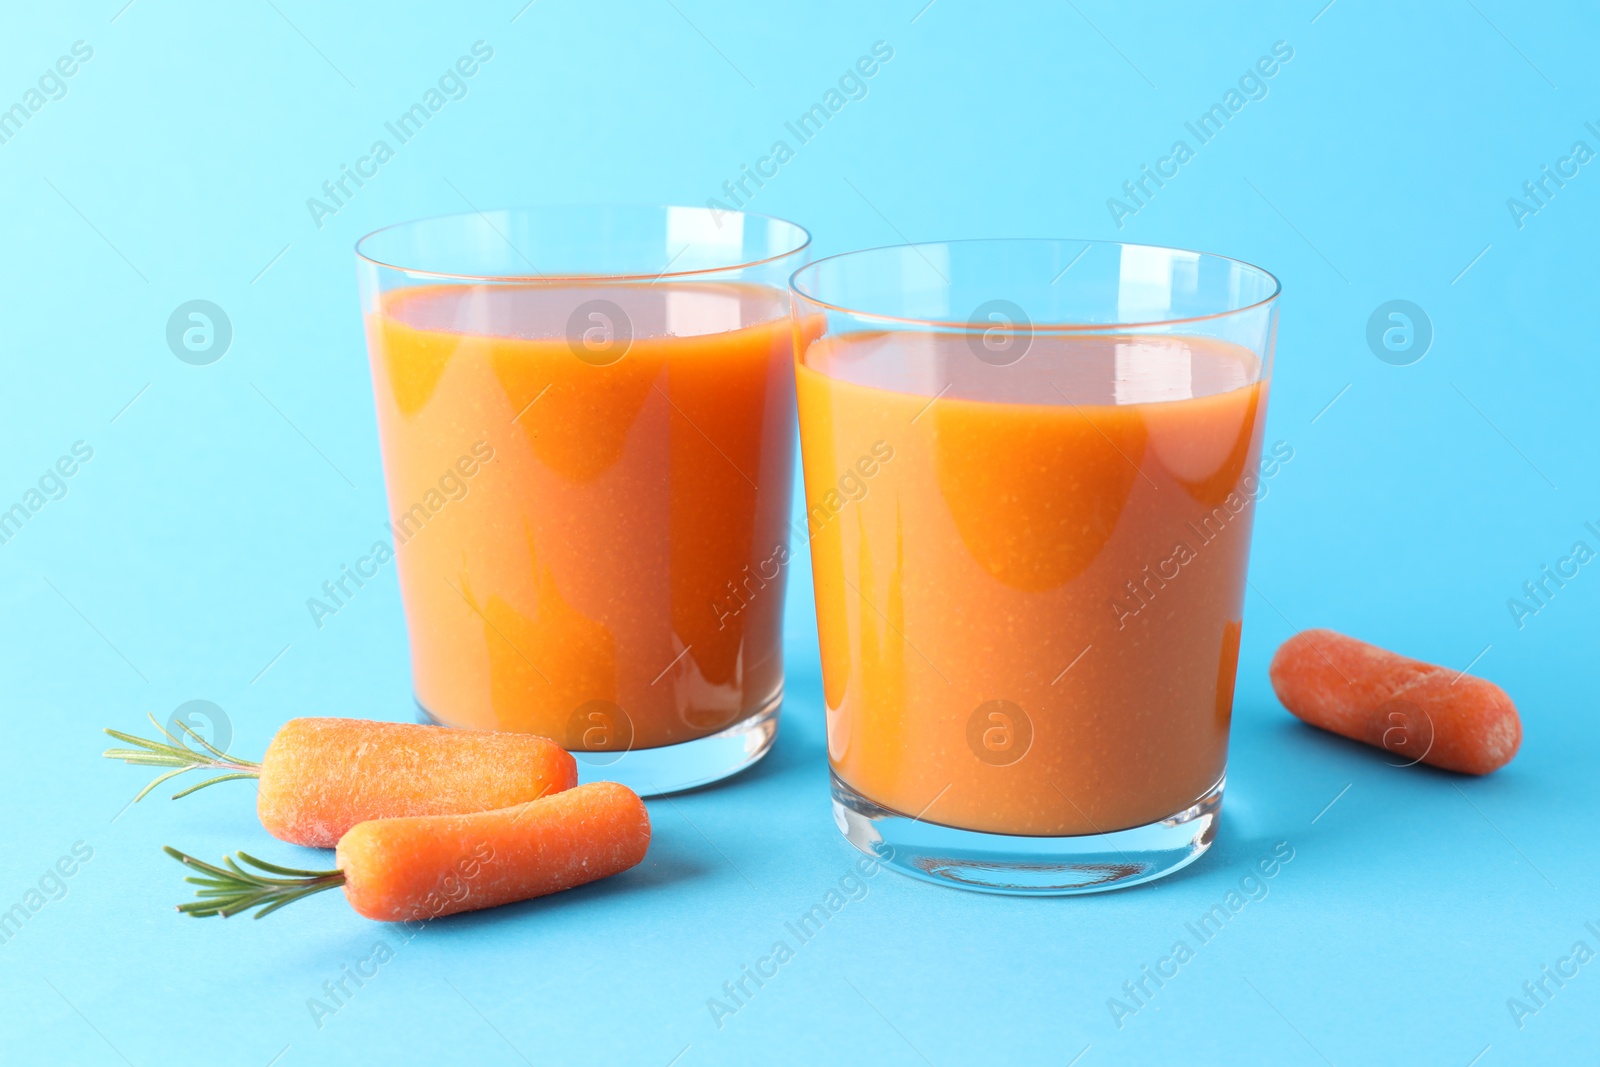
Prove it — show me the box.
[366,282,799,752]
[797,330,1269,835]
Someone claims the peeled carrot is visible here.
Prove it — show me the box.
[255,719,577,847]
[166,782,651,921]
[105,716,577,847]
[1269,629,1521,775]
[336,782,650,920]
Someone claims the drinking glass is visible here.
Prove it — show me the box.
[789,239,1280,892]
[356,206,810,795]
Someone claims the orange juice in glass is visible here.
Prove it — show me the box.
[790,240,1280,893]
[356,207,810,795]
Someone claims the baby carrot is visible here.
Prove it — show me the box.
[165,782,651,921]
[1269,629,1521,775]
[105,716,577,847]
[255,719,578,847]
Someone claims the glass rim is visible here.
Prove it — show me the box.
[788,237,1282,332]
[353,204,813,284]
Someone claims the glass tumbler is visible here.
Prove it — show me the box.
[789,239,1280,893]
[356,206,810,795]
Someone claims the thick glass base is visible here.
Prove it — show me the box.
[830,771,1223,895]
[415,694,781,798]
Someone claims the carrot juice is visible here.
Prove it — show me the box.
[364,281,799,753]
[797,330,1269,836]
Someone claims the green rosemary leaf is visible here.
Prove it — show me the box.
[164,847,240,882]
[147,712,183,747]
[105,722,261,802]
[169,772,257,800]
[254,884,335,919]
[133,767,192,803]
[103,728,186,754]
[166,846,345,919]
[104,747,193,766]
[236,852,342,879]
[171,718,239,763]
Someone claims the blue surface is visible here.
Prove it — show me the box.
[1,1,1595,1064]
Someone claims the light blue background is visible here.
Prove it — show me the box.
[1,1,1595,1064]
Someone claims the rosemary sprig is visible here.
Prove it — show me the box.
[103,713,261,802]
[165,846,346,919]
